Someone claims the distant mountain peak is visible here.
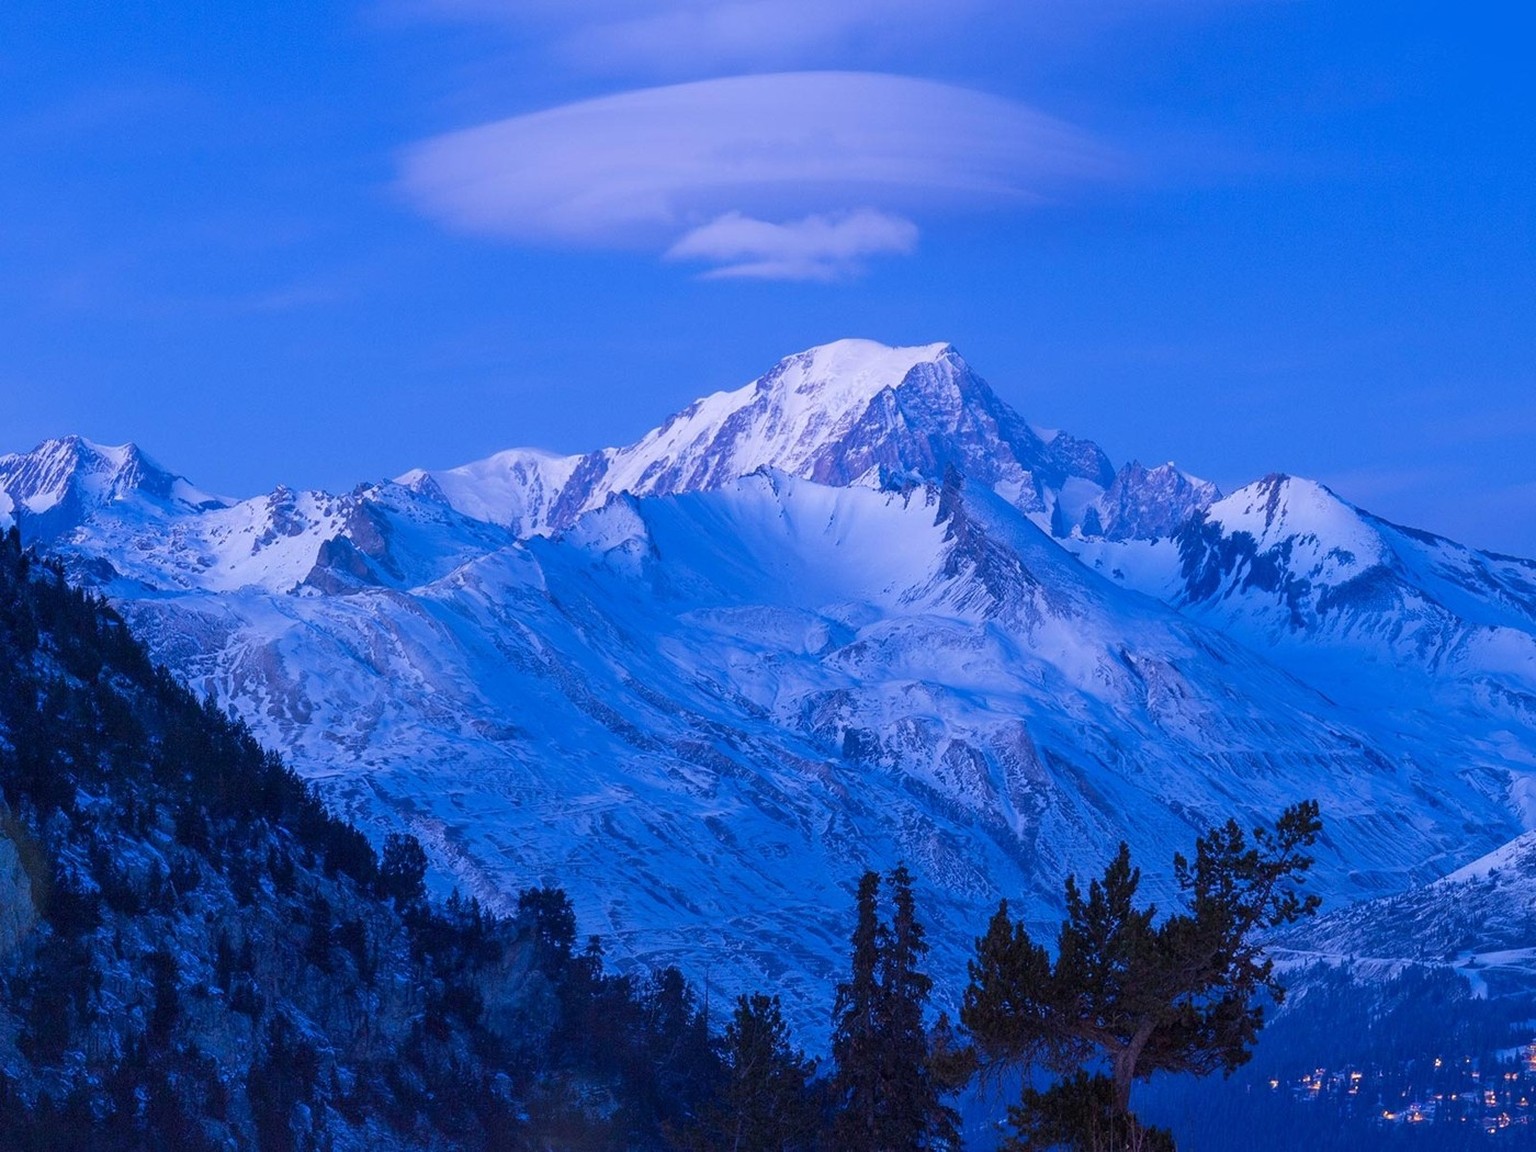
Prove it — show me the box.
[1207,473,1364,545]
[755,338,961,414]
[0,435,226,541]
[597,338,978,498]
[1083,459,1222,542]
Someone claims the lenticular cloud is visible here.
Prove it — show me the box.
[400,71,1110,278]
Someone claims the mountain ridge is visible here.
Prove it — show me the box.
[4,340,1535,1034]
[399,339,1191,541]
[0,435,226,543]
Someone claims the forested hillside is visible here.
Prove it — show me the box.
[0,526,734,1150]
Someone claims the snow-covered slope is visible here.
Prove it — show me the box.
[9,341,1536,1034]
[1070,475,1536,826]
[54,469,1524,1033]
[1079,472,1536,656]
[3,472,514,599]
[1278,826,1536,1001]
[399,448,579,539]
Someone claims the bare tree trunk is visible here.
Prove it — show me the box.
[1111,1020,1158,1117]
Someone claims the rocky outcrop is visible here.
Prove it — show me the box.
[0,817,37,959]
[1091,460,1220,541]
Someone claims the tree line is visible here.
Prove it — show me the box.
[731,799,1322,1151]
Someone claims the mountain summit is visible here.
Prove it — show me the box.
[576,339,1113,513]
[403,340,1187,539]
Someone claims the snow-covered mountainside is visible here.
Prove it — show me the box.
[1277,826,1536,1001]
[6,340,1536,1033]
[1070,473,1536,819]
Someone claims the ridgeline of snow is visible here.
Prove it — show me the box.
[396,340,1189,540]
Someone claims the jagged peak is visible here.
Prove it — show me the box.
[1121,459,1199,482]
[583,340,982,503]
[404,340,1110,533]
[1079,459,1220,541]
[3,433,137,475]
[0,435,151,507]
[647,339,968,443]
[0,435,226,536]
[760,338,961,405]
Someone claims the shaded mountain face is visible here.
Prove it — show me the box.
[4,340,1535,1033]
[1070,474,1536,814]
[1091,461,1222,542]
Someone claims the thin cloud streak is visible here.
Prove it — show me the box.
[402,0,989,73]
[400,0,1237,76]
[399,71,1113,276]
[555,0,989,74]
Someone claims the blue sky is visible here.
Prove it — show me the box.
[2,2,1532,553]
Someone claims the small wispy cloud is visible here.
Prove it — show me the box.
[235,282,347,314]
[400,0,988,74]
[400,0,1209,77]
[665,209,918,281]
[551,0,989,74]
[399,71,1111,280]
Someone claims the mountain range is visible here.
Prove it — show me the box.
[5,339,1534,1033]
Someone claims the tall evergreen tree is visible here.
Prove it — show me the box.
[832,866,956,1151]
[881,866,959,1149]
[832,870,885,1150]
[687,993,819,1152]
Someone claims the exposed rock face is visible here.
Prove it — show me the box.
[401,340,1127,534]
[1092,460,1221,541]
[0,821,36,960]
[0,435,225,542]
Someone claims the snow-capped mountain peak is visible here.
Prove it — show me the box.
[591,339,977,496]
[404,339,1158,537]
[0,435,226,541]
[1204,473,1381,558]
[398,446,581,537]
[749,338,958,421]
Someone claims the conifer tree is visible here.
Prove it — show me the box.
[962,801,1323,1150]
[832,870,884,1149]
[377,832,427,906]
[688,992,819,1152]
[882,865,960,1149]
[832,866,957,1151]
